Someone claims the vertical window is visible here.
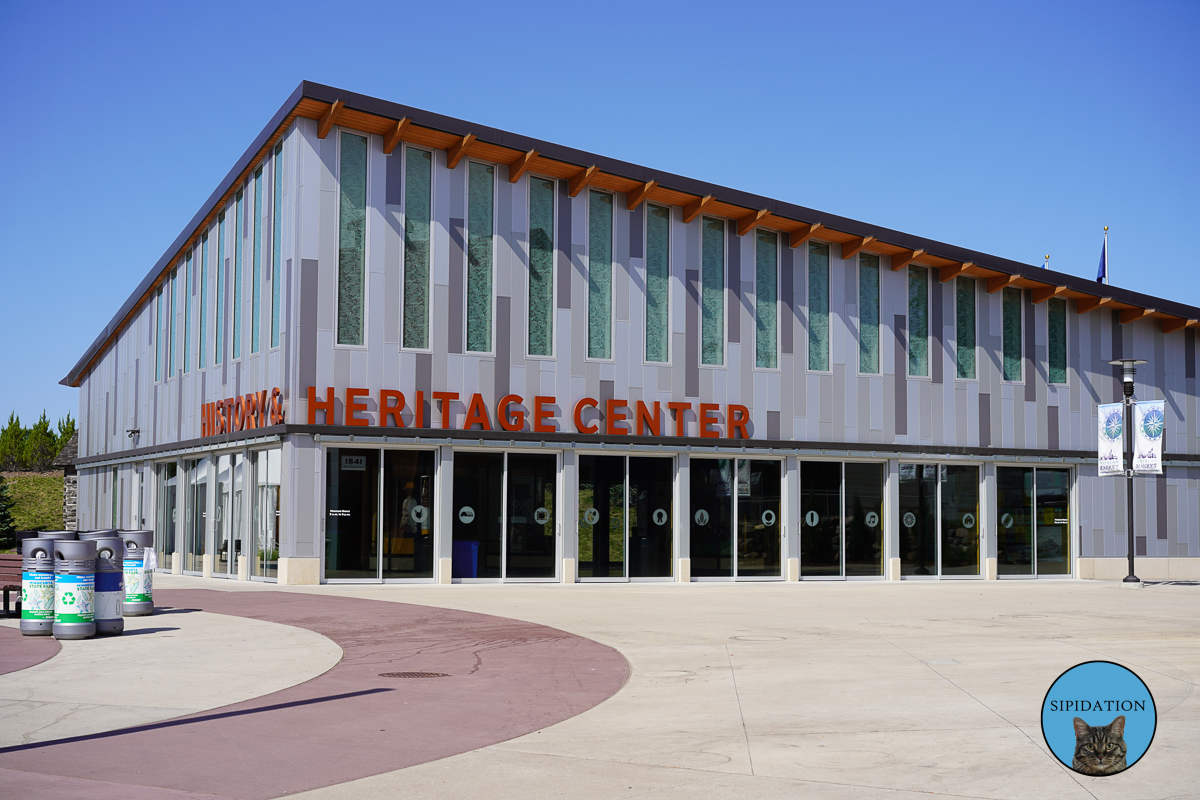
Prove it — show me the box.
[271,144,283,348]
[466,161,493,352]
[168,269,177,378]
[233,190,244,358]
[403,146,431,349]
[701,216,724,366]
[252,167,262,354]
[907,265,929,376]
[645,203,670,362]
[588,190,613,359]
[808,242,830,371]
[199,234,208,369]
[154,286,163,381]
[956,277,976,379]
[1048,297,1067,384]
[858,253,880,373]
[215,213,225,364]
[755,229,778,368]
[183,252,192,373]
[527,176,555,356]
[338,133,368,346]
[1003,287,1022,381]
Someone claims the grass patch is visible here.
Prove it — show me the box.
[4,473,63,531]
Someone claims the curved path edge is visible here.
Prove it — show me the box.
[0,624,60,675]
[0,588,630,800]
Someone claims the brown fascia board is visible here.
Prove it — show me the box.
[62,80,1200,387]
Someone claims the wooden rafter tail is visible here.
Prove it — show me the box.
[507,149,538,183]
[1074,296,1111,313]
[840,235,874,261]
[1031,285,1068,304]
[736,209,770,237]
[382,117,412,155]
[626,180,658,211]
[682,195,714,224]
[445,133,477,170]
[986,273,1021,293]
[1161,317,1196,334]
[938,261,972,283]
[891,248,925,271]
[568,165,599,197]
[788,222,822,249]
[1119,307,1154,324]
[317,99,344,139]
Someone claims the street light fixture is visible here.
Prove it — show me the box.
[1108,358,1147,584]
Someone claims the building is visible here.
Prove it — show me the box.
[62,81,1200,585]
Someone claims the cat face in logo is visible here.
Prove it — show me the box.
[1072,715,1127,776]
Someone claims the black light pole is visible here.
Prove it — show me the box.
[1109,358,1147,584]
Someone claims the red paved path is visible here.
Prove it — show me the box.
[0,588,629,799]
[0,624,59,675]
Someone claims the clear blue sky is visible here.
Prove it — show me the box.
[1,1,1197,426]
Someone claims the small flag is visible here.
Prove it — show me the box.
[1096,229,1108,284]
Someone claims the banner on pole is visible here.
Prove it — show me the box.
[1133,400,1165,474]
[1097,403,1125,476]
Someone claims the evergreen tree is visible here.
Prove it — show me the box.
[0,413,25,470]
[25,412,58,471]
[56,413,76,453]
[0,476,15,549]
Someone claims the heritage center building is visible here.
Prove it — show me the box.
[63,82,1200,585]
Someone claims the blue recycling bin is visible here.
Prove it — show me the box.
[452,541,479,579]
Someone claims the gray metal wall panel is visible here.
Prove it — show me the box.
[727,220,740,344]
[893,315,907,436]
[447,218,465,354]
[556,180,571,310]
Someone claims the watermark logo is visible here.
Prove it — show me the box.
[1041,661,1156,776]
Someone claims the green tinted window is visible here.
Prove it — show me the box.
[403,146,431,348]
[271,144,283,348]
[908,266,928,376]
[252,168,262,354]
[183,253,192,373]
[859,254,879,373]
[1048,297,1067,383]
[233,190,244,358]
[588,190,613,359]
[956,277,976,379]
[645,204,670,362]
[1003,287,1022,381]
[337,133,367,346]
[701,217,724,365]
[755,229,777,368]
[528,177,555,356]
[199,234,208,369]
[466,162,494,352]
[808,242,829,371]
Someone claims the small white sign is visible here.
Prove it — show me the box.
[458,506,475,524]
[584,507,600,525]
[761,510,777,527]
[534,507,550,525]
[694,509,710,526]
[903,511,916,528]
[411,504,428,524]
[805,510,819,527]
[1054,518,1070,525]
[341,454,367,472]
[962,513,975,529]
[652,508,668,526]
[1001,513,1014,529]
[864,511,879,528]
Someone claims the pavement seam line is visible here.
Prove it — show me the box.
[725,645,755,777]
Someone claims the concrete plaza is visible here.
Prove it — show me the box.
[2,576,1196,799]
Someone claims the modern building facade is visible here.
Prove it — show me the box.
[63,81,1200,585]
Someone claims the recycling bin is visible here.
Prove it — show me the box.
[53,539,96,640]
[92,536,125,635]
[121,530,155,616]
[37,531,78,541]
[20,538,55,636]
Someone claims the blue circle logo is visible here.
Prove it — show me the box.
[1101,410,1124,442]
[1141,407,1164,441]
[1041,661,1156,776]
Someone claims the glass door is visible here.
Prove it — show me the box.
[155,462,177,571]
[381,450,436,579]
[251,449,282,579]
[579,456,625,579]
[899,464,938,576]
[628,457,673,578]
[689,458,781,579]
[506,454,557,579]
[900,463,980,577]
[452,452,504,578]
[800,461,841,576]
[997,466,1071,576]
[324,448,379,579]
[214,453,244,578]
[845,463,885,576]
[184,459,207,574]
[578,455,674,580]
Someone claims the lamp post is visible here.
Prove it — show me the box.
[1109,358,1147,584]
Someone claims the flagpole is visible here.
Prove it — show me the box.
[1104,226,1109,285]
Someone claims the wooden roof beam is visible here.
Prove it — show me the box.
[1075,296,1112,313]
[445,133,476,170]
[1162,317,1197,334]
[939,262,973,283]
[382,117,412,155]
[682,195,714,224]
[507,149,538,183]
[1031,285,1069,304]
[626,180,658,211]
[986,273,1021,293]
[788,222,823,249]
[1120,307,1154,324]
[736,209,770,237]
[841,235,875,261]
[317,99,344,139]
[568,165,599,197]
[891,248,926,271]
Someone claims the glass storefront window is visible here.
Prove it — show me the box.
[845,463,884,576]
[899,463,938,576]
[800,461,841,577]
[690,459,734,577]
[382,450,435,579]
[452,452,503,579]
[690,459,780,578]
[578,455,673,580]
[997,466,1070,576]
[940,465,980,576]
[900,463,980,577]
[1036,470,1071,575]
[324,448,379,579]
[628,457,673,578]
[506,454,557,579]
[252,449,282,579]
[184,459,207,574]
[214,453,244,578]
[155,462,177,571]
[997,467,1034,575]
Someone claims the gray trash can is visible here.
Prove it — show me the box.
[93,537,125,636]
[38,531,78,541]
[20,538,55,636]
[53,540,96,640]
[79,529,120,540]
[121,531,155,617]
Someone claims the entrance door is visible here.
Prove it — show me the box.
[251,449,282,579]
[214,453,244,577]
[184,459,207,574]
[689,459,781,578]
[382,450,436,579]
[155,462,178,571]
[452,452,503,578]
[324,448,379,579]
[800,461,885,577]
[997,467,1071,576]
[900,463,980,577]
[578,455,674,580]
[506,454,557,579]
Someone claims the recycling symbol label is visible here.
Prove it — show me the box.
[804,510,819,527]
[534,507,550,525]
[694,509,710,526]
[962,513,975,529]
[652,508,668,526]
[458,506,475,524]
[761,510,776,527]
[903,511,917,528]
[1001,512,1014,529]
[411,504,428,524]
[864,511,879,528]
[61,592,76,606]
[584,507,600,525]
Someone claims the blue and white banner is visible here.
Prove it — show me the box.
[1098,403,1125,476]
[1133,400,1165,474]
